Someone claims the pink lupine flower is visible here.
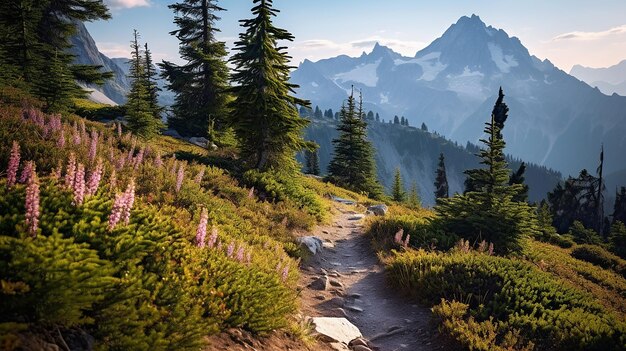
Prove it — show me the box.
[73,163,86,205]
[65,152,77,188]
[6,141,20,188]
[236,246,245,262]
[80,120,86,140]
[154,151,163,168]
[207,226,218,249]
[196,207,208,248]
[109,169,117,192]
[275,262,282,272]
[57,129,65,148]
[19,161,34,184]
[488,243,494,256]
[88,129,98,163]
[216,240,222,251]
[42,124,51,138]
[72,128,81,145]
[394,229,404,245]
[134,147,145,169]
[175,163,185,193]
[120,179,135,225]
[246,252,252,264]
[116,154,126,170]
[403,234,410,248]
[248,187,254,198]
[86,158,103,196]
[281,265,289,282]
[117,122,122,137]
[25,169,40,237]
[108,193,125,230]
[49,114,62,132]
[226,242,235,258]
[194,166,205,184]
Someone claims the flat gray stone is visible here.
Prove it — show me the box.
[297,236,323,255]
[309,276,329,290]
[310,317,362,344]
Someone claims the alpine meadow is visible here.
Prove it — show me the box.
[1,1,626,350]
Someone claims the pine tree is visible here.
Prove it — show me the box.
[393,115,400,124]
[327,89,383,199]
[613,187,626,224]
[421,122,428,132]
[391,167,406,202]
[367,111,374,121]
[125,30,163,138]
[143,42,162,120]
[229,0,311,171]
[314,106,323,119]
[375,113,380,122]
[509,162,529,202]
[408,181,421,208]
[160,0,230,138]
[435,91,538,254]
[0,0,112,111]
[434,153,449,199]
[304,148,320,175]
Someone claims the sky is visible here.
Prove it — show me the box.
[88,0,626,72]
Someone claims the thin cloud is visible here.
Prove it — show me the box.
[104,0,150,10]
[97,42,131,58]
[294,37,426,59]
[553,24,626,41]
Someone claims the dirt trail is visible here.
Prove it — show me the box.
[299,205,450,351]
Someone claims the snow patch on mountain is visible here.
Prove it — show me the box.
[487,43,518,73]
[394,52,447,81]
[380,92,389,104]
[333,59,381,87]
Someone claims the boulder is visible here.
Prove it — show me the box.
[348,214,365,220]
[331,196,356,205]
[188,136,209,148]
[309,276,329,291]
[310,317,362,344]
[297,236,323,255]
[367,204,388,216]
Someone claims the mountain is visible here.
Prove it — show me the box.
[570,60,626,96]
[291,15,626,188]
[301,115,562,206]
[69,20,130,105]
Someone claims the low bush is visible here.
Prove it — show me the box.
[367,214,457,251]
[572,245,626,278]
[385,248,626,350]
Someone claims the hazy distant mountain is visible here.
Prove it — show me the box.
[302,116,562,206]
[570,60,626,96]
[291,15,626,185]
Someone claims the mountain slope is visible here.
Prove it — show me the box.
[69,21,130,105]
[291,15,626,182]
[570,60,626,96]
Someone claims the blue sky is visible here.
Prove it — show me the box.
[88,0,626,71]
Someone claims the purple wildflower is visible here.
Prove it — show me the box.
[88,129,98,162]
[57,129,65,148]
[196,207,208,248]
[120,179,135,225]
[394,229,404,245]
[154,151,163,168]
[108,193,125,230]
[175,163,185,193]
[403,234,410,248]
[80,120,86,140]
[49,114,62,132]
[65,152,76,188]
[109,169,117,192]
[72,127,81,145]
[73,163,86,205]
[117,122,122,137]
[194,166,205,184]
[86,158,104,196]
[488,243,494,256]
[19,161,34,184]
[6,141,20,188]
[236,246,245,262]
[226,242,235,258]
[246,252,252,264]
[207,226,218,249]
[281,265,289,282]
[248,186,254,198]
[134,146,145,169]
[25,169,40,237]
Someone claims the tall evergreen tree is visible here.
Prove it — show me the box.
[596,145,605,233]
[492,87,509,133]
[375,113,380,122]
[434,153,449,199]
[160,0,229,138]
[327,89,383,199]
[126,30,163,138]
[435,94,538,254]
[367,111,374,121]
[304,148,320,176]
[0,1,112,111]
[509,162,529,202]
[229,0,311,171]
[393,115,400,124]
[391,167,406,202]
[408,181,421,208]
[613,187,626,225]
[143,42,162,120]
[314,106,323,119]
[421,122,428,131]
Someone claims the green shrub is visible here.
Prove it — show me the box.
[548,233,575,248]
[385,249,626,350]
[571,245,626,278]
[367,214,458,251]
[73,98,126,121]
